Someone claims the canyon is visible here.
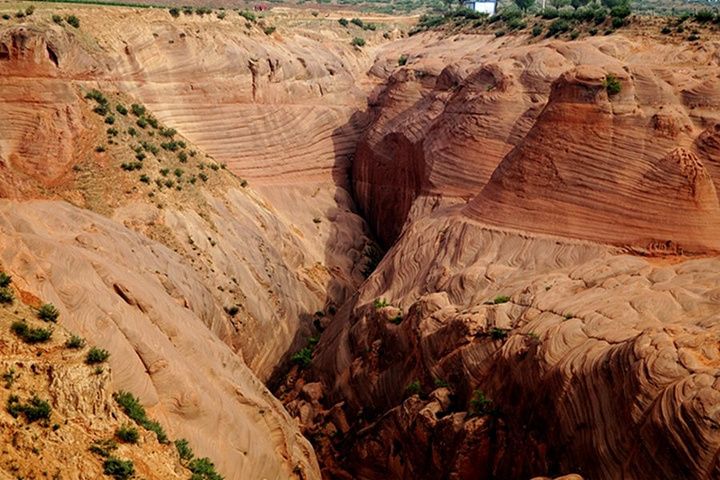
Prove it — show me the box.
[1,3,720,480]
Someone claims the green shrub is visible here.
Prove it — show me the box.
[350,17,364,27]
[127,127,137,136]
[90,438,117,457]
[116,424,139,444]
[603,73,621,95]
[0,287,13,304]
[38,303,60,322]
[489,327,509,340]
[131,104,146,116]
[198,172,209,182]
[373,298,389,308]
[178,151,188,163]
[66,334,86,349]
[113,391,169,444]
[493,295,510,304]
[433,378,449,388]
[115,104,128,115]
[0,272,11,288]
[547,18,570,35]
[239,10,256,22]
[140,174,150,184]
[611,16,625,28]
[52,14,63,24]
[398,54,408,66]
[404,379,421,397]
[541,6,558,18]
[174,168,183,177]
[338,17,348,26]
[160,127,176,137]
[7,395,52,422]
[264,26,276,35]
[506,17,525,30]
[85,347,110,365]
[532,25,543,36]
[105,115,115,125]
[11,321,52,343]
[688,33,700,41]
[610,4,630,18]
[224,305,239,316]
[661,25,672,34]
[103,457,135,480]
[176,438,194,462]
[136,118,148,129]
[169,7,180,17]
[570,30,580,39]
[66,15,80,28]
[558,5,575,19]
[3,368,17,388]
[469,389,492,416]
[188,457,223,480]
[694,9,715,23]
[291,346,313,367]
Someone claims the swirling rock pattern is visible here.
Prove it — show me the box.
[308,32,720,480]
[356,34,720,252]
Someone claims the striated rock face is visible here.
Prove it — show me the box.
[0,7,384,479]
[0,282,194,479]
[299,32,720,480]
[313,214,720,479]
[467,66,720,253]
[0,200,320,480]
[355,34,720,252]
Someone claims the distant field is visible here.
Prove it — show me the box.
[8,0,444,14]
[4,0,719,16]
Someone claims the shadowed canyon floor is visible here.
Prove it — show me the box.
[2,3,720,480]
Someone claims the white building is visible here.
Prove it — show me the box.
[463,0,497,15]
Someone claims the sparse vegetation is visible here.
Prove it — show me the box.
[404,379,421,397]
[603,74,622,95]
[85,346,110,364]
[114,390,169,443]
[3,368,17,388]
[493,295,511,304]
[469,389,492,416]
[116,424,140,444]
[11,320,53,343]
[66,14,80,28]
[175,438,194,461]
[37,303,60,322]
[489,327,509,340]
[290,336,319,368]
[373,298,389,309]
[103,457,135,480]
[66,334,86,349]
[188,457,224,480]
[90,438,117,457]
[7,394,52,422]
